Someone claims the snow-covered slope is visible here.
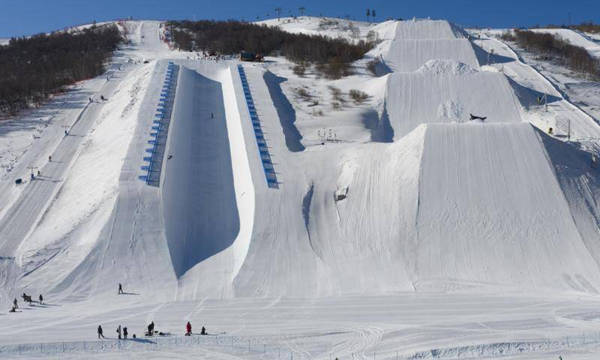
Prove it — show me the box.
[257,16,374,41]
[416,123,600,291]
[384,60,522,139]
[3,17,600,359]
[531,28,600,58]
[393,19,467,39]
[382,20,479,72]
[5,17,600,302]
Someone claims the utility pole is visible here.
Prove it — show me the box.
[567,118,571,142]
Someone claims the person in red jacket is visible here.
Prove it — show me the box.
[185,321,192,336]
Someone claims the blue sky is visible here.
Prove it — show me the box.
[1,0,599,38]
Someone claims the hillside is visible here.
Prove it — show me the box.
[1,16,600,360]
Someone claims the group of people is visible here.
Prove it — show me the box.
[97,325,129,339]
[10,293,43,313]
[185,321,206,336]
[97,321,207,340]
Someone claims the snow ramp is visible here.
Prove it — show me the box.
[384,60,522,140]
[161,65,240,277]
[394,19,467,40]
[383,20,478,72]
[385,39,479,73]
[414,123,600,291]
[161,63,255,288]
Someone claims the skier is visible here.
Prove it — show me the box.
[185,321,192,336]
[116,325,122,340]
[101,95,106,101]
[469,113,487,121]
[98,325,105,339]
[123,327,128,339]
[39,294,43,304]
[64,130,68,136]
[13,298,18,309]
[31,173,34,180]
[37,170,41,177]
[201,326,206,335]
[118,283,124,295]
[48,155,52,162]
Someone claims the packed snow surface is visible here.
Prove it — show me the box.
[1,17,600,359]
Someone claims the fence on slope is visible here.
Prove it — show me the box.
[3,329,600,359]
[237,65,279,189]
[139,62,179,187]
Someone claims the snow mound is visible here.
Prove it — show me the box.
[416,59,478,76]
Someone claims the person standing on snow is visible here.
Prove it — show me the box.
[185,321,192,336]
[118,283,124,295]
[147,321,154,336]
[38,294,43,304]
[123,327,128,339]
[97,325,105,339]
[116,325,122,339]
[13,298,18,309]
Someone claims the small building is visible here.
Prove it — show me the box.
[240,51,263,62]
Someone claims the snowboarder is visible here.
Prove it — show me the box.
[13,298,18,309]
[101,95,106,101]
[123,327,128,339]
[185,321,192,336]
[39,294,43,304]
[98,325,105,339]
[469,113,487,121]
[118,283,124,295]
[117,325,122,339]
[201,326,206,335]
